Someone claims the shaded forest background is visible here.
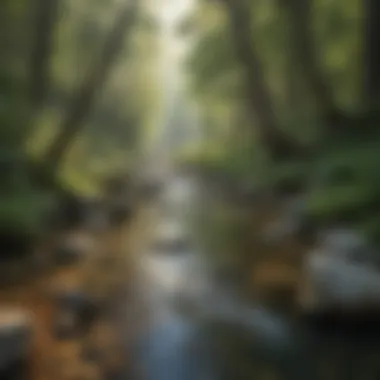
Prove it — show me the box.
[0,0,161,253]
[181,0,380,253]
[2,0,380,265]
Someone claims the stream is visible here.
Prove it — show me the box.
[132,175,306,380]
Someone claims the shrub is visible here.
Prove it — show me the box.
[0,150,57,258]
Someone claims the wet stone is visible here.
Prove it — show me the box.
[50,195,104,231]
[108,204,133,226]
[53,290,100,339]
[54,234,95,266]
[0,309,33,379]
[50,196,86,229]
[140,180,162,201]
[0,232,36,260]
[318,228,378,264]
[82,344,101,363]
[54,245,82,266]
[300,228,380,314]
[53,310,78,339]
[263,197,317,245]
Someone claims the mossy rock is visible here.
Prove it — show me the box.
[53,290,101,339]
[108,204,133,226]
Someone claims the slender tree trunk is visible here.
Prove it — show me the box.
[44,0,138,170]
[284,50,300,112]
[29,0,59,110]
[281,0,344,127]
[220,0,302,158]
[364,0,380,109]
[0,2,11,70]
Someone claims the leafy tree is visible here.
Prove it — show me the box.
[364,0,380,109]
[45,1,139,169]
[0,0,162,257]
[29,0,60,111]
[185,0,380,259]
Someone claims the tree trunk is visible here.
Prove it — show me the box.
[220,0,303,158]
[29,0,59,110]
[364,0,380,109]
[281,0,344,127]
[45,0,138,170]
[284,47,300,112]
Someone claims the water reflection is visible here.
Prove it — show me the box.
[134,175,380,380]
[134,176,302,380]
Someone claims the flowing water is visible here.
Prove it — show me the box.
[132,175,307,380]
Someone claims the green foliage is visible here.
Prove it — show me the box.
[29,0,161,189]
[0,0,162,261]
[263,160,310,192]
[0,100,30,148]
[0,191,54,237]
[187,0,364,144]
[0,151,57,246]
[0,71,31,148]
[304,138,380,242]
[186,0,380,243]
[306,184,375,223]
[187,25,239,95]
[314,0,362,108]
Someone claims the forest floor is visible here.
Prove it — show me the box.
[0,207,150,380]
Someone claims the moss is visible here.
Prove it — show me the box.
[306,184,377,223]
[0,150,59,258]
